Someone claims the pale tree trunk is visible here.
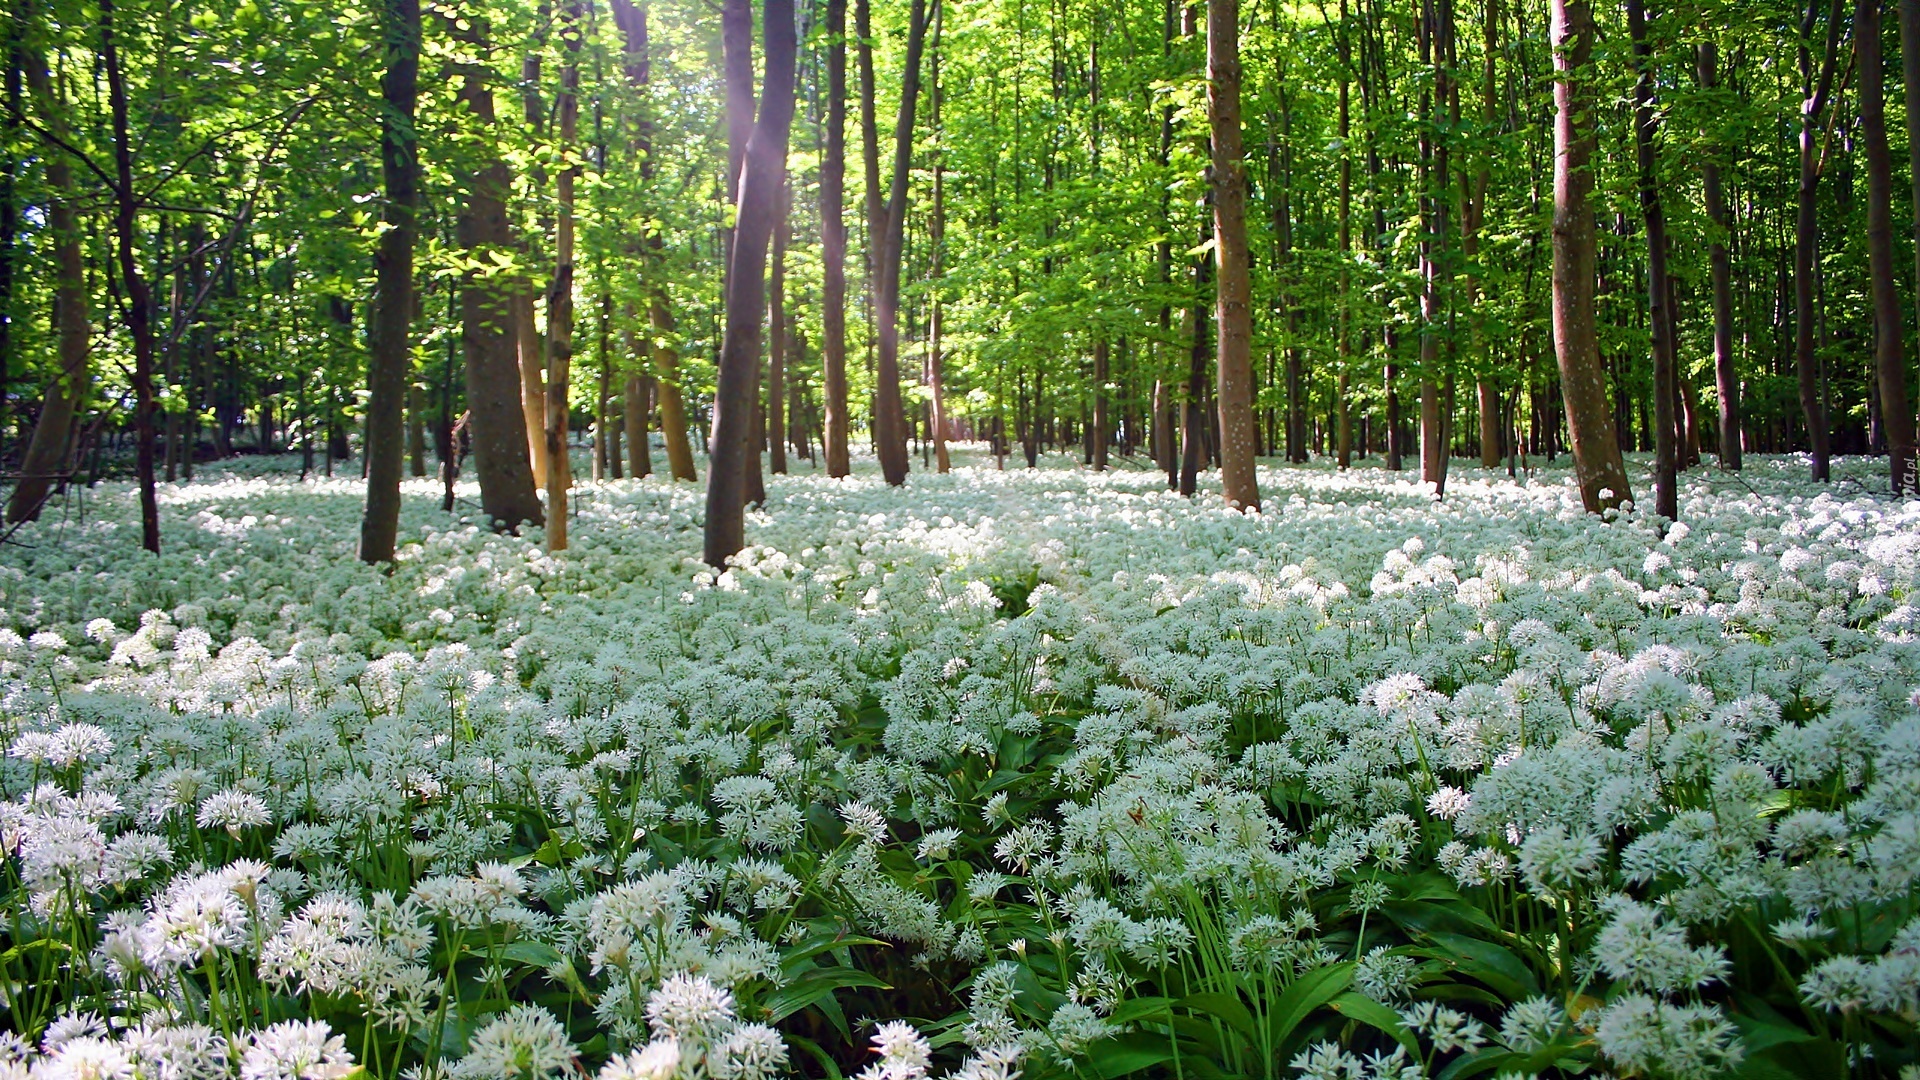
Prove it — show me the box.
[408,384,427,476]
[929,33,950,475]
[1209,0,1259,511]
[820,0,852,477]
[704,0,797,567]
[1696,41,1740,469]
[359,0,419,564]
[1796,0,1843,481]
[516,291,547,483]
[450,9,543,531]
[1550,0,1630,513]
[1858,0,1914,493]
[8,40,88,525]
[1628,0,1677,520]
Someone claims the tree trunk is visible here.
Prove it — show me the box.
[870,0,931,487]
[704,0,797,567]
[1858,0,1914,492]
[1796,0,1843,481]
[929,42,951,476]
[1628,0,1678,520]
[452,14,543,531]
[1550,0,1631,513]
[8,39,87,525]
[769,176,789,476]
[358,0,419,564]
[1209,0,1259,511]
[821,0,853,478]
[1903,0,1920,479]
[1697,41,1741,470]
[543,0,582,551]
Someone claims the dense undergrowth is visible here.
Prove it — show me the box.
[0,450,1916,1080]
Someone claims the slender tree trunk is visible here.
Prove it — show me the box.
[451,14,543,531]
[1797,0,1843,481]
[1336,0,1353,469]
[1628,0,1678,519]
[1209,0,1259,511]
[1697,41,1741,470]
[358,0,419,564]
[8,41,88,525]
[704,0,797,566]
[1903,0,1920,475]
[821,0,852,477]
[1550,0,1630,513]
[543,0,581,551]
[869,0,931,487]
[408,384,427,477]
[929,40,951,475]
[1858,0,1914,492]
[768,175,789,476]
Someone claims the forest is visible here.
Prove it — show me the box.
[0,0,1918,1076]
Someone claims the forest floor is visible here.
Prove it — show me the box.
[0,449,1916,1079]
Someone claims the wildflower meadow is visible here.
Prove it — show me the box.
[1,451,1916,1080]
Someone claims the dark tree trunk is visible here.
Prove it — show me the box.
[870,0,932,487]
[1796,0,1843,481]
[1210,0,1259,511]
[768,176,789,476]
[359,0,420,563]
[821,0,852,477]
[1697,41,1741,469]
[1858,0,1914,492]
[102,0,160,553]
[1628,0,1678,520]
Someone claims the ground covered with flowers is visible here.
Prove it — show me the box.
[1,449,1917,1080]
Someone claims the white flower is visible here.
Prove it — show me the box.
[240,1020,355,1080]
[452,1004,575,1080]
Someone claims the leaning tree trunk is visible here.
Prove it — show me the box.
[8,38,88,525]
[1628,0,1678,520]
[1697,41,1740,470]
[704,0,797,567]
[451,12,543,531]
[1549,0,1630,513]
[820,0,852,477]
[359,0,420,564]
[1209,0,1260,511]
[1858,0,1914,493]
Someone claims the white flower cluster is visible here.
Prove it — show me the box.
[0,450,1913,1079]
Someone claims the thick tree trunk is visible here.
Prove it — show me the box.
[1858,0,1914,493]
[452,17,543,531]
[624,336,652,478]
[1628,0,1678,520]
[821,0,852,477]
[704,0,797,567]
[1903,0,1920,479]
[1209,0,1259,511]
[8,43,87,525]
[358,0,419,563]
[1697,42,1741,470]
[1550,0,1630,513]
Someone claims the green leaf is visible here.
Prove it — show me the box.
[1085,1032,1180,1078]
[1418,933,1540,1001]
[1328,992,1419,1058]
[1176,992,1260,1045]
[1267,962,1355,1053]
[779,930,889,975]
[763,966,892,1024]
[496,941,563,969]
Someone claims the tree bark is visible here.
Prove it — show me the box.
[768,175,789,476]
[451,12,543,531]
[1857,0,1914,492]
[704,0,797,567]
[8,38,88,525]
[358,0,419,564]
[543,0,582,551]
[1796,0,1843,481]
[1209,0,1259,511]
[1628,0,1678,520]
[1549,0,1630,513]
[870,0,932,487]
[1696,41,1741,470]
[821,0,853,477]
